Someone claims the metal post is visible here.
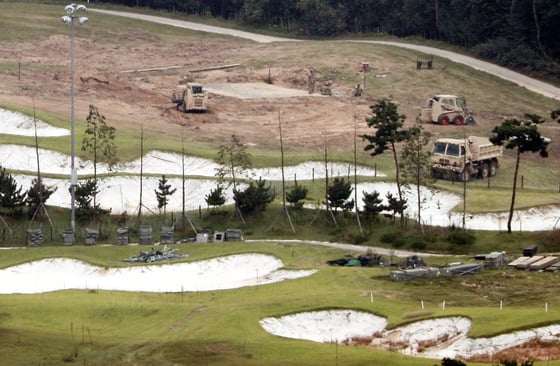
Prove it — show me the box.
[70,17,76,233]
[62,4,87,234]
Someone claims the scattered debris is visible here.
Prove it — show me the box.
[327,254,383,267]
[390,267,439,280]
[474,251,507,268]
[123,245,186,263]
[80,76,110,84]
[441,263,483,277]
[398,255,426,269]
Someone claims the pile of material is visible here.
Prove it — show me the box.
[397,255,426,269]
[123,245,186,263]
[327,254,383,267]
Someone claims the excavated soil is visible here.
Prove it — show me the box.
[0,32,376,153]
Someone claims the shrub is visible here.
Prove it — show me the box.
[447,229,476,246]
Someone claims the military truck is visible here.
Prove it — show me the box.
[172,83,208,112]
[420,94,474,125]
[431,136,502,181]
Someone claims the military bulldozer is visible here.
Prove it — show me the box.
[172,83,208,112]
[420,94,475,125]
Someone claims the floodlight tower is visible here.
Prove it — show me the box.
[61,4,88,233]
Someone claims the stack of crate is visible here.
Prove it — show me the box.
[139,225,152,245]
[27,229,43,246]
[84,228,99,245]
[160,226,174,244]
[62,229,74,246]
[116,227,129,245]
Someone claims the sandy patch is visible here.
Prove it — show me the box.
[0,253,316,294]
[261,311,560,361]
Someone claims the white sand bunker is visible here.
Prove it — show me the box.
[0,108,69,137]
[260,310,388,343]
[0,253,316,294]
[261,311,560,360]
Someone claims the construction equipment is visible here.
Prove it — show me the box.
[420,95,474,125]
[431,136,502,181]
[172,83,208,112]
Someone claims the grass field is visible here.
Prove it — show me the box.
[2,242,560,365]
[1,2,560,365]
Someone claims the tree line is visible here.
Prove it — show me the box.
[1,103,558,239]
[94,0,560,80]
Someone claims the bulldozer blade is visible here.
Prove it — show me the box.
[466,116,477,125]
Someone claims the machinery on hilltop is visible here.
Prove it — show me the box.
[172,82,208,112]
[420,94,475,125]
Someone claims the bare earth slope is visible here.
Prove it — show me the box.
[1,7,559,161]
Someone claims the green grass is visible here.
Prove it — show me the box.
[0,3,560,364]
[1,241,560,365]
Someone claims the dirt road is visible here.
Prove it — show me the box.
[91,8,560,101]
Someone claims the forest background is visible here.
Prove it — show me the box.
[91,0,560,83]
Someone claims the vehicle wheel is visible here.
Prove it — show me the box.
[453,115,464,125]
[489,161,498,176]
[479,163,489,179]
[438,115,450,125]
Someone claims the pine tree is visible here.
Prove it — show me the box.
[155,175,177,216]
[286,182,308,208]
[205,184,226,211]
[327,177,354,212]
[0,166,27,214]
[233,178,275,215]
[26,178,57,213]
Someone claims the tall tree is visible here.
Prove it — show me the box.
[490,114,549,233]
[82,104,118,210]
[155,175,177,216]
[362,100,412,223]
[215,134,252,192]
[399,125,434,228]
